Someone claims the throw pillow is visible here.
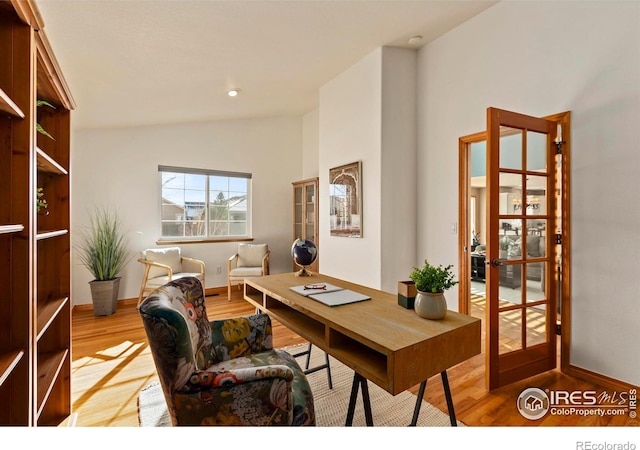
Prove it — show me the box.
[238,244,267,267]
[145,247,183,279]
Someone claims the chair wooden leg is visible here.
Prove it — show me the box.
[227,282,231,301]
[137,285,146,307]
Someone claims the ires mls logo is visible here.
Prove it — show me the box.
[517,387,550,420]
[517,387,637,420]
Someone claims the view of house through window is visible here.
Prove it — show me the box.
[158,165,251,240]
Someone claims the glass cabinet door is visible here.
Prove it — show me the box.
[292,178,319,272]
[294,185,303,239]
[305,183,315,241]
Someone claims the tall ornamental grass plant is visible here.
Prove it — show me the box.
[77,207,129,281]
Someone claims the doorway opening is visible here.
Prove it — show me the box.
[457,110,571,389]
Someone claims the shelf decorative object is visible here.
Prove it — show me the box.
[291,238,317,277]
[36,187,48,214]
[409,260,459,320]
[77,207,130,316]
[36,99,56,140]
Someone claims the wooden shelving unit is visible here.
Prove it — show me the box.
[292,178,319,273]
[0,1,75,426]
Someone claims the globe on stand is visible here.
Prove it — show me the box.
[291,238,317,277]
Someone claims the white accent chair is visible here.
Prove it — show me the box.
[137,247,205,305]
[227,243,270,301]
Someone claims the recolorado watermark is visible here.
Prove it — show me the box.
[516,387,637,420]
[576,442,636,450]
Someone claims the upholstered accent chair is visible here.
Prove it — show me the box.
[138,277,315,426]
[227,243,269,301]
[137,247,205,305]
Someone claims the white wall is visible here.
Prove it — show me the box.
[380,47,417,292]
[319,48,383,288]
[302,108,319,179]
[417,1,640,385]
[318,47,417,291]
[71,117,301,305]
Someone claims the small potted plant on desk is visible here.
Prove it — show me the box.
[409,260,459,320]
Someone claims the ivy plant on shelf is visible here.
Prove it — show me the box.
[36,99,56,140]
[36,187,48,215]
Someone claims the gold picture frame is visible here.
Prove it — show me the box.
[329,161,362,238]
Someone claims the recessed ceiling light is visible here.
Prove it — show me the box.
[408,35,423,45]
[227,89,240,97]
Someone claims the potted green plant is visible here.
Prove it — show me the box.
[36,187,48,215]
[409,260,459,319]
[36,99,56,140]
[76,207,129,316]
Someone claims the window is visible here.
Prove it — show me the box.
[158,165,251,241]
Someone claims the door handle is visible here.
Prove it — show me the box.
[490,258,506,267]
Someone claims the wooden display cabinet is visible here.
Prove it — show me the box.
[292,178,319,273]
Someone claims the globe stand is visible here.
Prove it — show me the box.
[295,265,312,277]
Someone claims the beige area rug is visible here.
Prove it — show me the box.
[138,343,463,427]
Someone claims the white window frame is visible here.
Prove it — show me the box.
[158,165,252,242]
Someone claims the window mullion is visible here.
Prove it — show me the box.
[205,176,210,238]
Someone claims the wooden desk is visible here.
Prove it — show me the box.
[244,272,481,425]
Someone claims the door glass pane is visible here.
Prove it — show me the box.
[296,204,304,224]
[295,186,302,204]
[526,306,547,348]
[498,262,522,291]
[499,218,522,258]
[294,187,303,238]
[499,172,523,216]
[525,262,546,303]
[305,185,315,227]
[525,175,547,215]
[498,276,522,306]
[499,308,523,355]
[526,218,547,240]
[499,127,523,170]
[527,131,547,173]
[305,184,315,203]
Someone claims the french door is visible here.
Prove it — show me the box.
[486,107,559,390]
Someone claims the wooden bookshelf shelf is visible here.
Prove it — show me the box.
[35,349,69,418]
[36,297,69,341]
[0,350,25,386]
[0,88,25,118]
[36,229,68,241]
[36,147,67,175]
[0,224,24,235]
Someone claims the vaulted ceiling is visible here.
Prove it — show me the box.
[37,0,496,130]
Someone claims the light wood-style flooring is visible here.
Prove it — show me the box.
[70,287,637,427]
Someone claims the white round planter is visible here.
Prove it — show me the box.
[414,291,447,320]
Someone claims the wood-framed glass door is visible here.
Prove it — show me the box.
[486,107,558,390]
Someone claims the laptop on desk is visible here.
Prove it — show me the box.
[289,283,371,307]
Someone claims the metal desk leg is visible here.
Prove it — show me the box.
[410,380,427,426]
[441,370,457,426]
[345,373,374,426]
[409,371,457,427]
[293,343,333,389]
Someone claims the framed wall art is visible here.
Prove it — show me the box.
[329,161,362,238]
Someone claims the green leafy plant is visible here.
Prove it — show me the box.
[36,187,47,213]
[77,207,130,281]
[37,100,55,140]
[409,260,459,293]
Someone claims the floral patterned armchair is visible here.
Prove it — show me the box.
[138,276,315,426]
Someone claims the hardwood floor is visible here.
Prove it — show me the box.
[70,287,638,427]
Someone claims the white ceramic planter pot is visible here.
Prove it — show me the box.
[414,291,447,320]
